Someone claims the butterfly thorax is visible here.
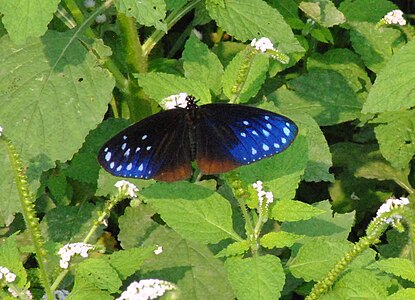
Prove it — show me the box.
[184,97,199,160]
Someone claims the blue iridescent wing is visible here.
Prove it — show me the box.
[98,108,193,182]
[195,104,298,174]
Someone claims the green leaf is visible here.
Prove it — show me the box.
[206,0,303,53]
[299,0,346,27]
[118,205,158,249]
[0,32,114,173]
[141,227,234,299]
[270,0,304,30]
[0,235,27,288]
[225,255,285,300]
[294,113,333,182]
[260,231,304,249]
[339,0,397,23]
[65,152,100,184]
[362,38,415,113]
[0,141,20,226]
[76,258,122,294]
[136,72,211,104]
[222,49,269,103]
[216,240,250,257]
[370,258,415,283]
[237,133,308,201]
[140,182,239,244]
[289,238,375,282]
[115,0,167,31]
[284,69,363,125]
[0,0,60,44]
[307,48,372,100]
[67,280,113,300]
[183,34,224,96]
[108,247,155,280]
[349,22,404,74]
[372,111,415,169]
[282,200,355,240]
[41,203,103,243]
[388,288,415,300]
[271,199,325,222]
[323,269,389,299]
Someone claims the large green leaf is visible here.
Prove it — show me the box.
[0,0,60,44]
[0,32,114,173]
[206,0,303,53]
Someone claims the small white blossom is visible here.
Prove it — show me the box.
[116,279,176,300]
[376,197,409,225]
[5,272,16,283]
[162,93,189,110]
[42,290,70,300]
[0,126,3,136]
[252,181,274,208]
[154,245,163,255]
[0,267,10,274]
[251,37,276,53]
[115,180,139,198]
[58,243,93,269]
[384,10,406,26]
[84,0,95,8]
[95,14,107,24]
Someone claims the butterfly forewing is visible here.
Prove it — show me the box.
[195,104,298,174]
[98,108,193,181]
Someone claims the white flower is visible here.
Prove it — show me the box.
[162,93,189,110]
[265,192,274,204]
[58,243,93,269]
[376,197,410,225]
[154,245,163,255]
[5,272,16,283]
[252,181,274,208]
[384,10,406,26]
[115,180,139,198]
[84,0,95,8]
[251,37,276,53]
[0,267,10,274]
[95,14,107,24]
[116,279,176,300]
[0,126,3,137]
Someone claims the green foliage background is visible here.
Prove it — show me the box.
[0,0,415,299]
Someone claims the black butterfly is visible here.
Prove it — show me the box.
[98,96,298,182]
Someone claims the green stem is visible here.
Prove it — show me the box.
[117,13,147,74]
[142,0,202,56]
[4,137,53,300]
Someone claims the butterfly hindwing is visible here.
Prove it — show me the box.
[195,104,298,174]
[98,108,193,181]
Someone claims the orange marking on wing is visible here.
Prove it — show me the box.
[154,164,193,182]
[197,157,240,175]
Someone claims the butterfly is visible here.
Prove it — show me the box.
[98,96,298,182]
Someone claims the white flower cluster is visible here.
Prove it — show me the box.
[376,197,409,224]
[250,37,276,54]
[0,266,16,283]
[9,288,33,299]
[115,180,139,198]
[42,290,70,300]
[384,10,406,26]
[0,125,3,137]
[58,243,94,269]
[252,181,274,207]
[116,279,176,300]
[162,93,189,110]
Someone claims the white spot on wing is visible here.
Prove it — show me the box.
[262,144,269,151]
[104,147,108,152]
[121,143,127,150]
[283,127,290,136]
[124,148,130,157]
[142,135,148,140]
[126,163,132,170]
[240,132,246,138]
[251,147,257,155]
[281,137,287,144]
[105,152,111,161]
[138,163,144,171]
[123,135,127,140]
[262,129,270,137]
[266,123,272,129]
[243,120,249,125]
[110,162,115,169]
[274,143,280,149]
[264,116,270,120]
[135,147,141,153]
[116,165,122,171]
[146,146,152,151]
[252,130,258,136]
